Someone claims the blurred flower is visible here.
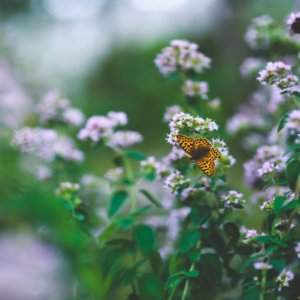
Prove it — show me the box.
[56,182,80,195]
[240,57,265,78]
[295,243,300,258]
[221,190,246,208]
[276,269,294,291]
[35,165,52,181]
[163,105,182,122]
[284,109,300,134]
[164,170,190,194]
[62,108,84,127]
[12,127,84,163]
[287,12,300,35]
[107,130,143,148]
[105,167,124,183]
[77,111,128,143]
[140,156,160,174]
[253,262,272,270]
[36,89,84,127]
[243,229,259,243]
[245,15,274,50]
[162,147,187,166]
[0,233,70,300]
[257,61,298,92]
[244,145,285,186]
[259,198,274,212]
[181,187,200,201]
[155,39,211,76]
[182,80,209,99]
[207,98,221,109]
[167,112,218,145]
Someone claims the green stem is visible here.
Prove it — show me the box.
[181,263,195,300]
[259,269,267,300]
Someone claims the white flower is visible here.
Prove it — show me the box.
[105,167,124,182]
[257,161,279,177]
[244,229,258,243]
[163,105,182,122]
[257,61,291,85]
[56,182,80,195]
[182,80,209,99]
[164,170,190,194]
[155,39,211,76]
[107,130,143,148]
[107,111,128,126]
[276,269,294,291]
[240,57,264,78]
[62,108,85,127]
[253,262,272,270]
[181,187,200,200]
[221,190,246,208]
[284,109,300,134]
[287,11,300,35]
[259,198,274,212]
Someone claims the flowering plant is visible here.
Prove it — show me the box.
[2,10,300,300]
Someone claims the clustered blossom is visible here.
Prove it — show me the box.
[162,147,187,166]
[167,112,218,145]
[55,182,80,196]
[259,198,274,212]
[140,156,160,173]
[36,89,84,127]
[181,187,201,201]
[107,130,143,148]
[240,57,265,78]
[221,190,246,208]
[287,11,300,35]
[12,127,84,163]
[276,269,294,291]
[182,80,209,99]
[211,138,236,167]
[163,105,182,123]
[253,262,272,270]
[283,109,300,134]
[78,111,139,147]
[244,145,285,186]
[257,61,298,92]
[243,229,259,243]
[164,170,190,194]
[155,39,211,76]
[244,15,274,50]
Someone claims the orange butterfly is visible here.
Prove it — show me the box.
[176,134,219,176]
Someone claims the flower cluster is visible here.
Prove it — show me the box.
[164,170,191,194]
[182,80,209,99]
[276,269,294,291]
[253,262,272,270]
[154,39,211,76]
[167,112,218,145]
[240,57,265,78]
[12,127,84,163]
[36,89,84,126]
[78,111,143,148]
[244,145,285,186]
[257,61,298,93]
[287,11,300,35]
[283,109,300,135]
[244,15,274,50]
[163,105,182,123]
[221,190,246,208]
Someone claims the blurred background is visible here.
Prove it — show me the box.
[0,0,299,299]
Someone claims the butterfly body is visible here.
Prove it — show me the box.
[176,134,219,176]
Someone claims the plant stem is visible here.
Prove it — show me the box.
[181,263,195,300]
[259,269,267,300]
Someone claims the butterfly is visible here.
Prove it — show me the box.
[176,134,219,176]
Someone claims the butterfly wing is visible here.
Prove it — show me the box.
[176,134,196,156]
[196,147,219,176]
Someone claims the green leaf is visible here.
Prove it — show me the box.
[138,274,164,300]
[292,91,300,99]
[98,223,118,244]
[253,235,287,247]
[273,196,287,215]
[282,199,300,211]
[284,143,300,155]
[286,160,300,191]
[125,150,147,161]
[134,224,155,256]
[277,111,290,133]
[178,229,200,254]
[108,190,128,218]
[149,251,164,276]
[139,189,163,208]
